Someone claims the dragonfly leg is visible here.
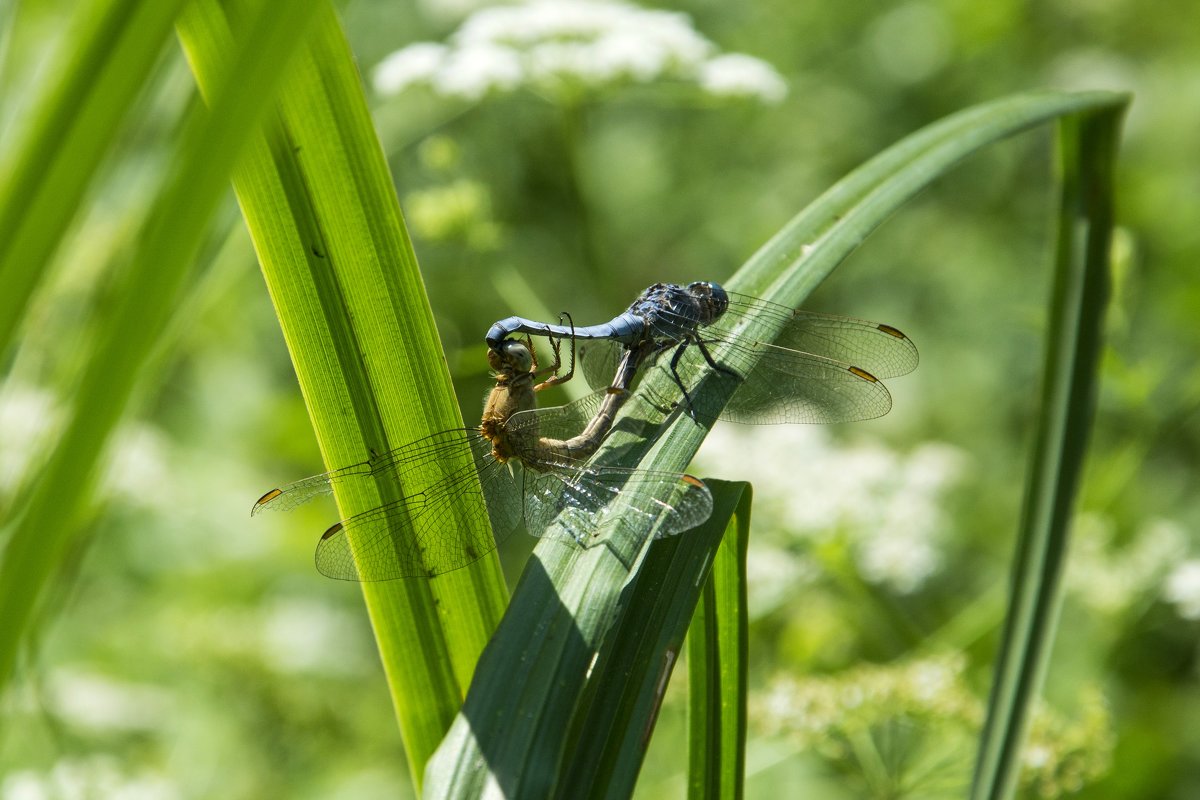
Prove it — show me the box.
[663,336,739,421]
[693,336,740,381]
[522,333,542,374]
[666,340,701,421]
[535,312,577,391]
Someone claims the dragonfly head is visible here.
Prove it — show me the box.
[687,281,729,324]
[489,338,535,379]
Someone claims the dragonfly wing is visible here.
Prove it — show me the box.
[505,391,609,440]
[770,311,918,380]
[578,338,629,391]
[629,471,713,539]
[313,431,523,580]
[252,473,342,515]
[251,428,483,516]
[724,295,918,379]
[521,462,713,551]
[652,339,893,425]
[252,460,379,515]
[724,345,894,424]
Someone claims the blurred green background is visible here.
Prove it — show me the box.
[1,0,1197,797]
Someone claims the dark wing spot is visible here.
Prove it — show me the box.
[848,366,879,382]
[254,488,283,510]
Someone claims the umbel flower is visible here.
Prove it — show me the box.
[755,654,1115,798]
[373,0,787,104]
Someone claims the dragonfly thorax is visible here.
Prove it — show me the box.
[627,282,729,342]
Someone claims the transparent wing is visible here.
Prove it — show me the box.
[637,346,893,425]
[723,292,919,380]
[521,463,713,549]
[313,432,524,580]
[505,391,711,542]
[314,426,711,578]
[251,428,480,516]
[504,390,608,440]
[488,389,713,555]
[262,385,710,580]
[710,349,892,424]
[578,338,629,393]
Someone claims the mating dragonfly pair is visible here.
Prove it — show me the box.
[253,282,918,581]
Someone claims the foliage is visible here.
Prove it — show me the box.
[2,1,1195,798]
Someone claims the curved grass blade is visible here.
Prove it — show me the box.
[0,0,321,691]
[549,481,748,799]
[968,105,1125,800]
[426,90,1129,798]
[0,0,188,354]
[687,484,751,800]
[423,479,740,798]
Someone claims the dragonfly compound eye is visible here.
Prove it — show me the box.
[688,281,729,323]
[494,339,534,373]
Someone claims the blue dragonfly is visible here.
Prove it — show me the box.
[486,281,918,426]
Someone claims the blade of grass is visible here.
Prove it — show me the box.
[424,90,1129,796]
[424,479,741,798]
[687,484,751,800]
[177,1,507,786]
[0,0,188,354]
[556,481,750,799]
[969,106,1124,800]
[0,0,321,691]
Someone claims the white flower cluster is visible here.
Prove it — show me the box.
[373,0,786,103]
[1164,558,1200,620]
[0,382,59,493]
[1,755,179,800]
[755,654,1114,797]
[697,425,966,594]
[1066,513,1188,615]
[45,669,173,734]
[754,653,979,754]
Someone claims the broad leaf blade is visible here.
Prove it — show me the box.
[177,1,508,787]
[688,484,751,800]
[0,0,321,691]
[558,480,750,799]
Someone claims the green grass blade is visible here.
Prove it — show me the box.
[424,481,742,798]
[968,107,1125,800]
[0,0,321,691]
[177,1,507,786]
[423,90,1129,796]
[687,484,751,800]
[728,90,1128,305]
[0,0,188,353]
[562,481,749,799]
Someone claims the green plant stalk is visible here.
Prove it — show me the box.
[0,0,188,354]
[0,0,321,692]
[687,484,750,800]
[177,1,507,786]
[558,481,750,799]
[424,479,742,799]
[424,90,1129,797]
[969,107,1124,800]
